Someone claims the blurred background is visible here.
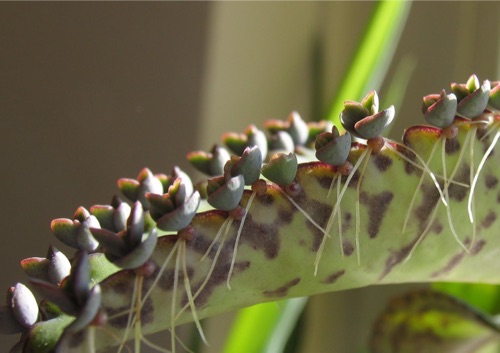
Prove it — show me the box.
[1,2,499,352]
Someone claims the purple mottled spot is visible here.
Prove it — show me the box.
[263,277,301,297]
[322,270,345,284]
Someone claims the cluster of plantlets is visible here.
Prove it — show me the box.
[0,75,499,353]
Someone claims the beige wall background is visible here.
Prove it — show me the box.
[1,2,499,352]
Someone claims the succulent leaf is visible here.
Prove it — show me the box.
[125,201,145,248]
[65,285,101,333]
[112,229,158,269]
[340,91,394,139]
[89,228,129,258]
[422,90,458,128]
[21,257,51,283]
[68,251,90,308]
[452,75,491,118]
[229,146,263,185]
[361,90,379,114]
[118,168,164,209]
[286,111,309,146]
[47,246,71,285]
[30,278,78,315]
[187,145,231,176]
[268,130,295,153]
[207,174,245,211]
[340,101,370,136]
[116,178,140,203]
[90,197,131,233]
[9,283,38,329]
[489,81,500,110]
[306,120,333,147]
[75,216,100,252]
[315,125,352,166]
[50,219,79,249]
[222,132,247,156]
[457,80,491,118]
[261,152,298,186]
[154,191,201,231]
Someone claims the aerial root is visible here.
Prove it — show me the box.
[404,126,482,260]
[140,335,172,353]
[140,329,196,353]
[181,242,208,345]
[169,330,197,353]
[355,148,372,266]
[142,241,180,306]
[468,124,500,223]
[176,218,230,320]
[278,187,326,234]
[314,148,369,276]
[96,325,133,353]
[441,135,469,252]
[404,203,440,263]
[323,172,345,257]
[326,174,337,198]
[469,130,477,249]
[384,143,465,187]
[336,176,343,257]
[402,137,444,233]
[134,275,144,353]
[117,273,141,353]
[200,216,233,262]
[478,118,500,142]
[171,243,181,353]
[227,192,256,290]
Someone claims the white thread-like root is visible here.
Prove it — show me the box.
[404,202,440,262]
[181,242,208,345]
[336,176,343,257]
[142,241,180,306]
[478,119,499,141]
[355,148,372,266]
[176,219,230,320]
[326,174,337,198]
[404,127,479,261]
[169,330,197,353]
[402,138,443,233]
[469,130,477,249]
[468,126,500,223]
[441,138,468,252]
[134,275,144,353]
[319,175,338,246]
[384,143,467,187]
[140,335,171,353]
[117,274,140,353]
[141,331,195,353]
[170,245,181,353]
[96,326,133,353]
[200,217,233,262]
[278,188,326,234]
[227,192,256,290]
[314,148,369,276]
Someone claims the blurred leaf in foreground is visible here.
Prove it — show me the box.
[433,282,500,315]
[370,290,500,353]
